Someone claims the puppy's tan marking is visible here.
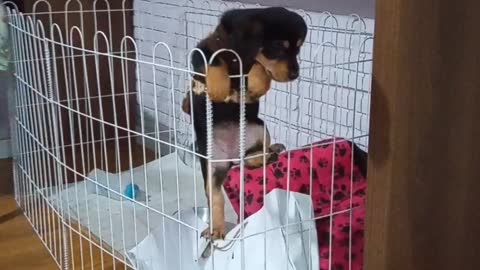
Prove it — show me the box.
[192,80,206,95]
[206,60,231,102]
[247,62,272,99]
[245,142,286,169]
[201,188,226,240]
[245,151,267,169]
[202,168,227,240]
[283,40,290,49]
[245,150,282,169]
[256,53,290,82]
[244,136,270,169]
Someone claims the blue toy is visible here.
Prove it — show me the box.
[124,183,140,200]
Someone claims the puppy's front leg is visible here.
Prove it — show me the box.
[247,62,272,100]
[206,59,231,102]
[202,165,229,240]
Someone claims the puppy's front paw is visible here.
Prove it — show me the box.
[267,143,286,164]
[201,224,226,240]
[247,63,272,99]
[206,64,231,102]
[269,143,286,154]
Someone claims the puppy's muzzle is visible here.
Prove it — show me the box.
[288,70,299,80]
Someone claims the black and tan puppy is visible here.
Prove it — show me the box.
[191,7,308,102]
[187,7,307,240]
[182,91,285,240]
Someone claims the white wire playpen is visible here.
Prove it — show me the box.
[5,0,374,269]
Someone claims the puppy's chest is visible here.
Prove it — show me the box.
[212,122,265,161]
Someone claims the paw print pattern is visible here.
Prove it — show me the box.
[333,191,347,200]
[256,176,268,185]
[334,164,345,179]
[274,169,284,179]
[318,158,329,168]
[256,196,263,204]
[299,184,309,194]
[289,168,302,179]
[223,138,367,270]
[244,190,254,205]
[335,145,348,157]
[299,155,309,163]
[332,263,345,270]
[309,168,319,180]
[224,184,233,194]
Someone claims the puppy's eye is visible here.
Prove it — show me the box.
[282,40,290,49]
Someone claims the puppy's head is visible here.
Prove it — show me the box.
[221,7,307,82]
[256,7,307,82]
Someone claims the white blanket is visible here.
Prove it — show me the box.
[48,153,319,270]
[49,152,237,256]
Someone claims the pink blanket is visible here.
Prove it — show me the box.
[224,138,366,270]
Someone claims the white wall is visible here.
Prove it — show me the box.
[225,0,375,19]
[132,0,374,154]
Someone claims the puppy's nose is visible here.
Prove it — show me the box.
[289,70,299,80]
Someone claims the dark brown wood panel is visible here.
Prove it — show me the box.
[0,159,13,195]
[18,0,137,184]
[21,0,136,143]
[365,0,480,269]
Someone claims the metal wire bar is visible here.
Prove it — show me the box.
[6,1,374,269]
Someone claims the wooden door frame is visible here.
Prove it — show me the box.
[365,0,480,269]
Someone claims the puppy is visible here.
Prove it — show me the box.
[182,91,285,240]
[191,7,308,102]
[187,7,307,240]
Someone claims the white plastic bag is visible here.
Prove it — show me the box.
[127,210,205,270]
[127,189,319,270]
